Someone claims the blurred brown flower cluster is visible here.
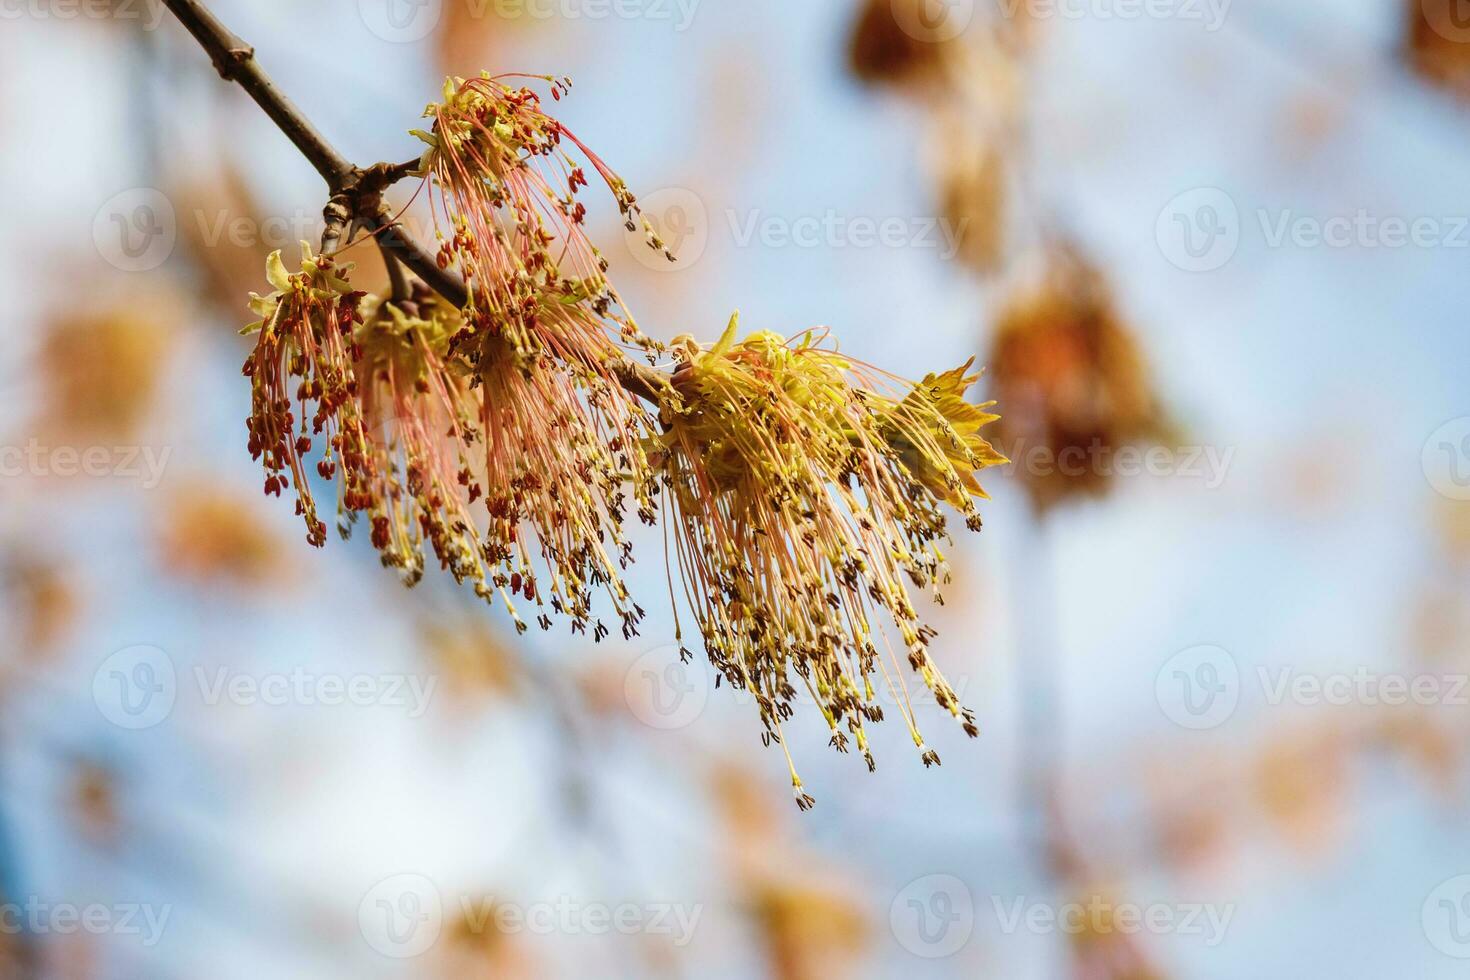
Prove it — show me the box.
[435,0,518,78]
[848,0,963,89]
[847,0,1030,279]
[985,247,1170,511]
[155,480,289,590]
[846,2,1175,514]
[1065,888,1169,980]
[1405,0,1470,101]
[37,294,178,443]
[438,901,542,979]
[1138,707,1463,881]
[2,550,77,660]
[420,614,524,706]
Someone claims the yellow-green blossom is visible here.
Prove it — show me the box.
[652,313,1006,796]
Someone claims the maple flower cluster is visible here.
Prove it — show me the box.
[652,317,1005,804]
[240,73,1007,803]
[242,245,366,549]
[985,247,1169,512]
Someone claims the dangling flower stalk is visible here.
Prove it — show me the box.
[351,290,487,592]
[651,315,1007,804]
[471,323,655,639]
[405,72,672,639]
[242,244,367,549]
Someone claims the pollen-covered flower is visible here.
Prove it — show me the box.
[413,73,666,365]
[349,290,488,591]
[244,244,489,585]
[986,246,1170,512]
[650,314,1005,794]
[242,242,368,547]
[404,73,672,636]
[242,240,657,639]
[229,68,1017,806]
[470,319,657,638]
[359,286,656,638]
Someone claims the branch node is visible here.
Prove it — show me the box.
[211,42,254,80]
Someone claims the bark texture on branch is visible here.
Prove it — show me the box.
[163,0,353,184]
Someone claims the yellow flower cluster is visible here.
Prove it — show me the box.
[652,315,1005,800]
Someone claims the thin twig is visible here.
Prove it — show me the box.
[361,207,465,304]
[162,0,352,184]
[320,193,351,254]
[381,248,411,304]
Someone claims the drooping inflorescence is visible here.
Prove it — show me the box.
[470,322,657,640]
[985,244,1171,512]
[239,75,1009,807]
[351,290,486,591]
[242,244,368,548]
[650,315,1006,804]
[411,72,670,639]
[245,254,655,643]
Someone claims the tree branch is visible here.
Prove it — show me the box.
[162,0,352,185]
[162,0,673,408]
[381,246,411,304]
